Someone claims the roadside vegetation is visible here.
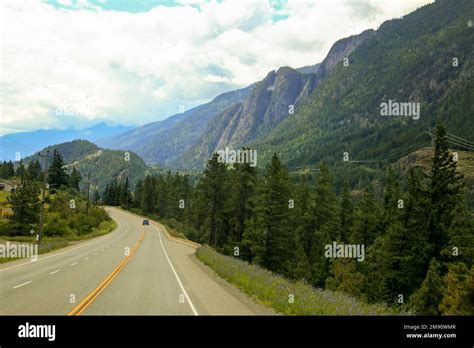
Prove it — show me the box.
[0,150,115,263]
[196,245,396,315]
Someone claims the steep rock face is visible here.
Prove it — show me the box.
[172,67,317,168]
[99,85,253,165]
[170,29,375,169]
[217,68,309,148]
[316,29,375,80]
[212,29,375,153]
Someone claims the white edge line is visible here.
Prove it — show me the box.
[0,213,122,273]
[13,280,32,289]
[50,269,61,275]
[157,226,198,316]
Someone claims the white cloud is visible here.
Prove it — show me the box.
[0,0,433,134]
[57,0,73,6]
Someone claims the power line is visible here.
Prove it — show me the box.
[447,132,474,146]
[445,138,474,150]
[426,131,474,151]
[0,136,38,153]
[348,134,431,164]
[446,140,474,151]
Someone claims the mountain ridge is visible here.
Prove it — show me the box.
[24,139,148,192]
[0,122,134,162]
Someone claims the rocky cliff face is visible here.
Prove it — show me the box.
[171,29,375,169]
[316,29,374,80]
[101,28,375,169]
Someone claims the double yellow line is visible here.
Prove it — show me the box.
[68,230,145,316]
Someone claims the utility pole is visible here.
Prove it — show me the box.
[37,150,52,245]
[86,172,91,215]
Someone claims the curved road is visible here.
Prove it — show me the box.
[0,207,272,315]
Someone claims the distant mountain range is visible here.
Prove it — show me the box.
[99,27,373,168]
[24,140,147,192]
[97,84,255,166]
[0,123,134,161]
[6,0,474,175]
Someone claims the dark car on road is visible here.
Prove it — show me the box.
[142,219,149,226]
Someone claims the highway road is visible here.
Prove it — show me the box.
[0,207,273,315]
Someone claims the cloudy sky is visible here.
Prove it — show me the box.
[1,0,433,135]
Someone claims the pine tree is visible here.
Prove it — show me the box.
[7,174,41,235]
[7,161,15,178]
[351,186,381,246]
[15,160,26,177]
[2,161,15,178]
[229,155,257,248]
[382,167,403,230]
[133,179,143,208]
[409,258,445,315]
[141,175,157,214]
[69,167,82,190]
[427,124,465,259]
[363,168,431,303]
[447,203,474,265]
[164,170,175,218]
[308,162,340,286]
[27,159,42,180]
[198,154,228,247]
[181,174,192,225]
[48,149,69,189]
[103,183,111,205]
[262,153,298,278]
[241,180,265,263]
[295,174,312,257]
[119,177,131,207]
[292,174,312,279]
[340,181,353,243]
[401,167,433,289]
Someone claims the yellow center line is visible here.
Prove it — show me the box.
[67,230,145,316]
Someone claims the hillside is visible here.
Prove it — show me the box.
[396,146,474,206]
[173,67,318,169]
[24,140,148,192]
[98,85,254,165]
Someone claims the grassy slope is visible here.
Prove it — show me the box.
[397,147,474,205]
[196,245,401,315]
